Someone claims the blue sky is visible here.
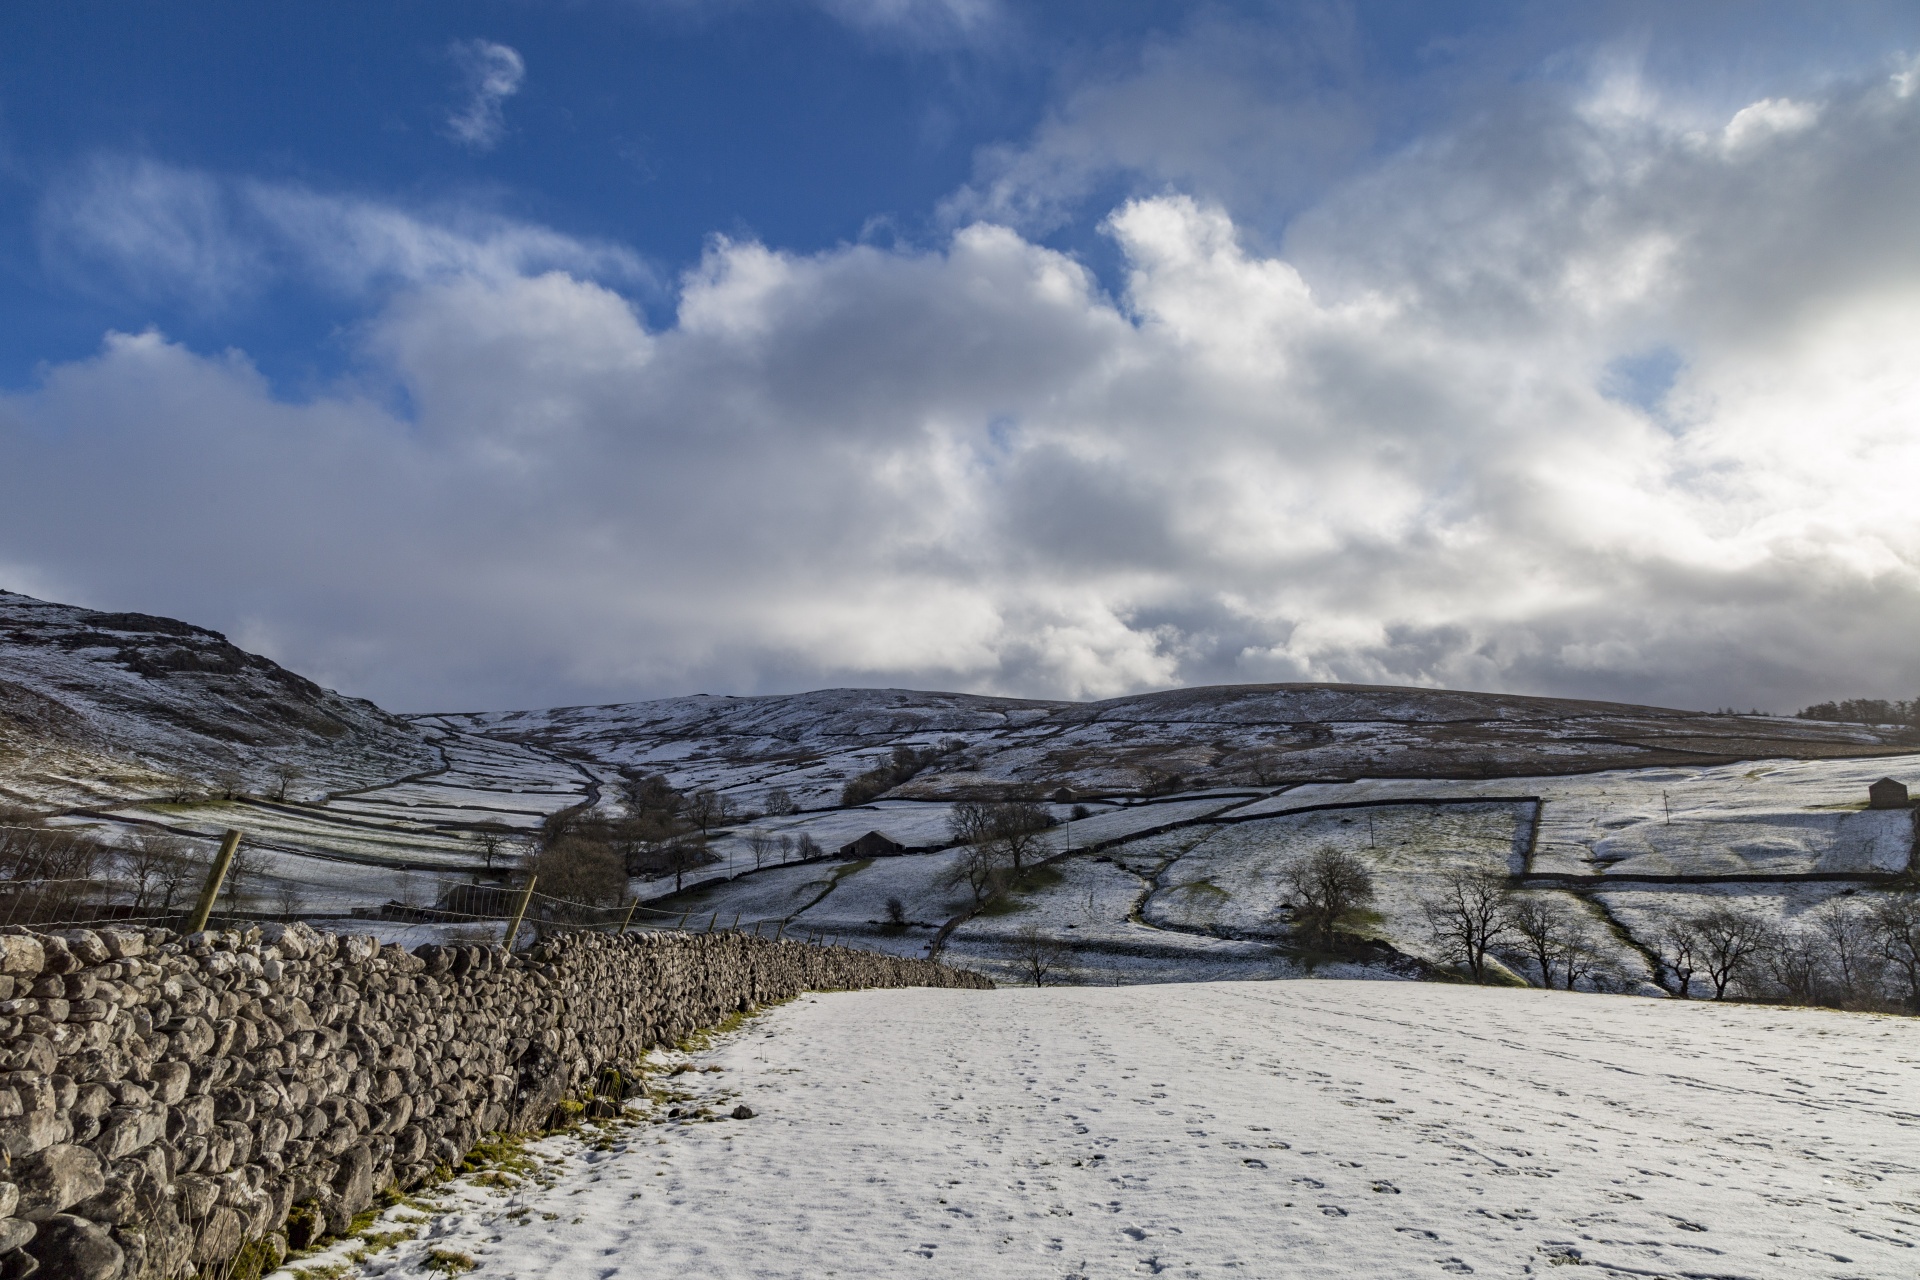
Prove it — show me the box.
[5,2,1920,712]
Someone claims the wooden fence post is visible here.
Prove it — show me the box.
[185,830,244,934]
[503,875,537,951]
[617,899,638,934]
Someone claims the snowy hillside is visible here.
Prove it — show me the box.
[0,590,436,809]
[303,980,1920,1280]
[450,682,1911,807]
[631,748,1920,990]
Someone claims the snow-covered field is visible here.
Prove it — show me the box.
[302,980,1920,1280]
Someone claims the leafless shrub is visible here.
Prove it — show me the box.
[762,787,798,816]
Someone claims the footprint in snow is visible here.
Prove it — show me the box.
[1292,1177,1325,1189]
[1319,1205,1347,1218]
[1242,1159,1267,1169]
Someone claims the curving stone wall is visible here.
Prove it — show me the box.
[0,923,991,1279]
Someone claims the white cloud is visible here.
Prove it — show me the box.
[445,39,525,152]
[38,155,649,309]
[815,0,998,43]
[11,60,1920,713]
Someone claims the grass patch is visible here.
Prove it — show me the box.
[424,1248,478,1275]
[977,863,1068,916]
[1173,878,1230,902]
[460,1131,541,1179]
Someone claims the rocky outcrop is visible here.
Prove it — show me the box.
[0,924,988,1278]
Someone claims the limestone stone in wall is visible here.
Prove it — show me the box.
[0,923,989,1279]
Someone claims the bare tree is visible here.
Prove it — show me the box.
[268,763,303,802]
[1689,906,1771,1000]
[949,801,1053,878]
[885,896,907,927]
[524,835,627,908]
[1761,922,1825,1005]
[1655,912,1703,997]
[794,834,822,862]
[684,789,734,837]
[746,831,778,870]
[1814,898,1885,1008]
[762,787,798,816]
[619,772,682,817]
[1562,930,1612,992]
[472,824,513,872]
[954,840,1012,907]
[779,834,797,863]
[1281,846,1376,951]
[1011,923,1070,986]
[1872,892,1920,1012]
[1502,895,1583,989]
[1421,868,1513,983]
[272,879,305,922]
[662,837,711,893]
[218,841,269,918]
[120,830,196,913]
[213,769,246,801]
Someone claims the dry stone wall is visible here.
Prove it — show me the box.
[0,923,990,1279]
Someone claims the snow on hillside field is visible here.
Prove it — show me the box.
[445,683,1916,803]
[1276,754,1920,878]
[314,981,1920,1280]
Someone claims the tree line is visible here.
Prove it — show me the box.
[1280,846,1920,1009]
[1796,696,1920,727]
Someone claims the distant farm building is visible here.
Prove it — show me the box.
[1869,777,1910,809]
[838,830,905,858]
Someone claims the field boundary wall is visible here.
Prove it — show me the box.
[0,923,990,1278]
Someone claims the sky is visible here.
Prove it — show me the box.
[5,2,1920,714]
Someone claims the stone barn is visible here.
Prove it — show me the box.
[838,830,906,858]
[1869,777,1910,809]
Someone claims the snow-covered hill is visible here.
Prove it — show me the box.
[451,683,1911,807]
[0,590,436,809]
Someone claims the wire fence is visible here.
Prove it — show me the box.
[0,822,862,950]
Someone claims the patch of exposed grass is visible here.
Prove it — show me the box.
[1173,878,1230,901]
[424,1248,478,1275]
